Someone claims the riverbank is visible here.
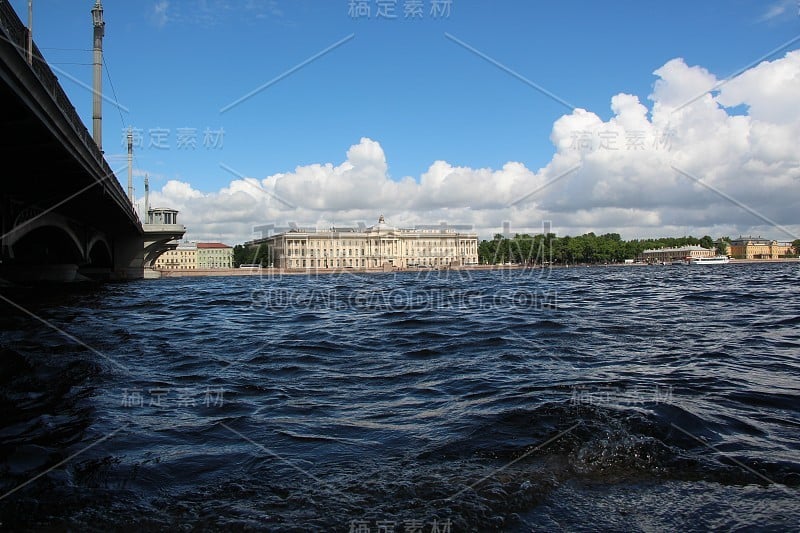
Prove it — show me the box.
[147,258,799,278]
[149,265,502,278]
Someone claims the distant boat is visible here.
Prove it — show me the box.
[688,256,730,265]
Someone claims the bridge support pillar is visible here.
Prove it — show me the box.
[112,234,144,280]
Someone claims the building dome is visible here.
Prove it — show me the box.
[367,214,395,233]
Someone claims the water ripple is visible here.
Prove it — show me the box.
[1,263,798,530]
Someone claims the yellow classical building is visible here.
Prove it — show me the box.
[728,237,794,259]
[252,216,479,270]
[154,242,233,269]
[154,242,197,270]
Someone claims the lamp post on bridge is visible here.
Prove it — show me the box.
[26,0,32,65]
[91,1,104,151]
[127,126,134,205]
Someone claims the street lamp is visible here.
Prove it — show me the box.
[91,1,105,151]
[26,1,32,65]
[91,1,104,28]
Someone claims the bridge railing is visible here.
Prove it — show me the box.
[0,0,140,225]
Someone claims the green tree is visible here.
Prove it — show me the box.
[478,240,491,264]
[232,243,271,267]
[479,238,501,264]
[475,232,744,266]
[232,244,249,267]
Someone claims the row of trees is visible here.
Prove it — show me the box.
[232,243,270,267]
[477,233,730,265]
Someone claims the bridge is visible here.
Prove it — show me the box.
[0,1,184,282]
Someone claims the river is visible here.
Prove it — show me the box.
[0,263,798,531]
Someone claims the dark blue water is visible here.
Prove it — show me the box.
[1,264,798,531]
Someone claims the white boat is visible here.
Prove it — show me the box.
[689,256,730,265]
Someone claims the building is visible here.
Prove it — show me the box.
[153,241,197,270]
[153,241,233,270]
[251,215,479,270]
[728,237,794,259]
[639,245,715,263]
[146,207,179,225]
[197,242,233,269]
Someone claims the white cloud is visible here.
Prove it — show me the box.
[149,0,284,27]
[147,51,800,244]
[150,1,169,28]
[650,58,718,112]
[757,0,795,22]
[716,50,800,124]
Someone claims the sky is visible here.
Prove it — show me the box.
[8,0,800,244]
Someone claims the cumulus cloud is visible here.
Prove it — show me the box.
[147,51,800,244]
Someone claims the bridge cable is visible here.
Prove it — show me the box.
[102,56,127,130]
[40,47,93,52]
[102,54,135,201]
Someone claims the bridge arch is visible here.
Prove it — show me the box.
[87,235,113,268]
[143,237,178,268]
[10,224,85,265]
[7,212,85,255]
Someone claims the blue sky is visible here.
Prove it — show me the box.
[8,1,800,242]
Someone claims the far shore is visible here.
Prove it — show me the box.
[148,257,800,278]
